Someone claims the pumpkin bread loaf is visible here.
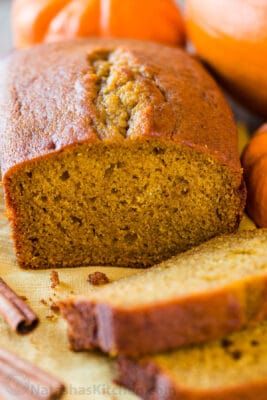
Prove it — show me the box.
[0,39,245,269]
[117,320,267,400]
[60,229,267,357]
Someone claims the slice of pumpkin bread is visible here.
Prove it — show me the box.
[0,38,245,269]
[60,229,267,357]
[117,321,267,400]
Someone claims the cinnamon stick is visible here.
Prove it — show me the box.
[0,278,39,334]
[0,348,65,399]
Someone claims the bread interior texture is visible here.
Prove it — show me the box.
[5,140,243,269]
[80,231,267,308]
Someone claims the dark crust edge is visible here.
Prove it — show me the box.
[59,300,99,351]
[116,357,177,400]
[59,274,267,357]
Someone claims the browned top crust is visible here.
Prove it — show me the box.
[0,38,240,177]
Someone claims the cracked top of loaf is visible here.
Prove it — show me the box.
[0,38,240,176]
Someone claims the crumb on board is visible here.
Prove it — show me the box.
[40,298,60,315]
[50,302,60,314]
[87,271,110,286]
[46,314,57,322]
[50,271,60,289]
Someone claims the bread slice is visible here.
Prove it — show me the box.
[117,321,267,400]
[60,229,267,357]
[0,38,245,269]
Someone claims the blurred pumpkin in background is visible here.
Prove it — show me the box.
[242,124,267,227]
[186,0,267,117]
[12,0,185,48]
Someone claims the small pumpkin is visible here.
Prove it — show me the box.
[242,124,267,227]
[186,0,267,117]
[12,0,185,48]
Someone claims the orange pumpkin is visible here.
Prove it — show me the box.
[242,124,267,227]
[186,0,267,117]
[12,0,185,48]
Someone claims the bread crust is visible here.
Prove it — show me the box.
[116,356,267,400]
[59,274,267,357]
[0,38,241,177]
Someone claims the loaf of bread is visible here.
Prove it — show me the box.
[0,39,245,269]
[117,321,267,400]
[60,229,267,356]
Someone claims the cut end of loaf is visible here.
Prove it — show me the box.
[4,139,244,269]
